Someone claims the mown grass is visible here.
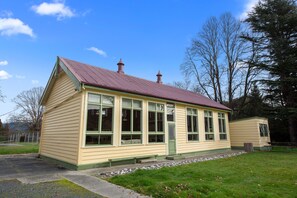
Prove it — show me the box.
[109,152,297,197]
[271,146,297,152]
[0,143,39,155]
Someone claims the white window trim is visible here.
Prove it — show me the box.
[147,100,166,144]
[120,96,144,146]
[186,107,199,142]
[83,91,117,148]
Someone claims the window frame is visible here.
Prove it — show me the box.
[148,101,165,143]
[120,97,143,145]
[84,92,115,147]
[166,103,175,122]
[187,108,199,142]
[259,123,269,137]
[204,110,214,141]
[218,112,227,140]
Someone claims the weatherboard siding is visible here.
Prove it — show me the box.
[175,104,231,154]
[229,118,270,148]
[45,72,77,111]
[77,89,230,165]
[40,73,81,165]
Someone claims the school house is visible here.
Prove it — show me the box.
[39,56,232,169]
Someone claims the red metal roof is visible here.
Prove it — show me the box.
[59,57,230,111]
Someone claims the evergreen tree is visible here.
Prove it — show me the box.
[0,119,3,131]
[244,83,265,117]
[245,0,297,143]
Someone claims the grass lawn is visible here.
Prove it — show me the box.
[109,152,297,197]
[0,143,39,155]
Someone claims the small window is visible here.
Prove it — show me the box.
[85,93,114,146]
[148,102,165,143]
[167,103,175,122]
[218,112,227,140]
[259,124,269,137]
[204,110,214,140]
[187,108,199,141]
[121,98,142,144]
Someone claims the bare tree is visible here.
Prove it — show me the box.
[12,87,44,132]
[219,13,246,108]
[182,17,223,103]
[0,87,5,102]
[181,13,257,110]
[172,78,191,90]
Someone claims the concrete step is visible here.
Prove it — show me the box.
[166,155,185,160]
[139,158,157,163]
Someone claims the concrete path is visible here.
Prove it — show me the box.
[64,172,149,198]
[0,154,149,198]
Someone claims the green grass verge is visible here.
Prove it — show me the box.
[0,143,39,155]
[108,152,297,197]
[271,146,297,152]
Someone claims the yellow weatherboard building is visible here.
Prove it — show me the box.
[39,56,233,170]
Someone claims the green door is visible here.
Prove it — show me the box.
[168,123,176,155]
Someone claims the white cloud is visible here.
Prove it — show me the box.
[31,1,75,20]
[32,80,39,84]
[87,47,107,57]
[0,18,35,37]
[0,70,12,79]
[16,75,26,79]
[0,60,8,66]
[239,0,259,20]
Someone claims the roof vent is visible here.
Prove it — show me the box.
[156,71,163,84]
[117,59,124,74]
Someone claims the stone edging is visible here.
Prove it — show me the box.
[98,151,246,178]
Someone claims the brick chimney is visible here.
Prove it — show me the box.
[117,59,124,74]
[156,71,162,84]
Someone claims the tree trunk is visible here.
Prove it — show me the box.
[288,118,297,143]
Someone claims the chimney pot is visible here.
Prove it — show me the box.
[117,59,124,74]
[156,70,163,84]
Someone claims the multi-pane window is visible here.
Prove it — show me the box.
[167,103,175,122]
[85,93,114,146]
[148,102,165,143]
[121,98,142,144]
[259,124,269,137]
[187,108,198,141]
[204,110,214,140]
[218,113,227,140]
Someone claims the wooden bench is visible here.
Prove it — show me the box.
[108,155,158,167]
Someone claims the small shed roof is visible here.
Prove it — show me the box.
[41,56,230,111]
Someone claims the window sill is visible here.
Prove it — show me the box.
[147,142,166,145]
[82,145,115,148]
[120,143,144,147]
[187,140,200,143]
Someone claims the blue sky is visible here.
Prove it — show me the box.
[0,0,256,122]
